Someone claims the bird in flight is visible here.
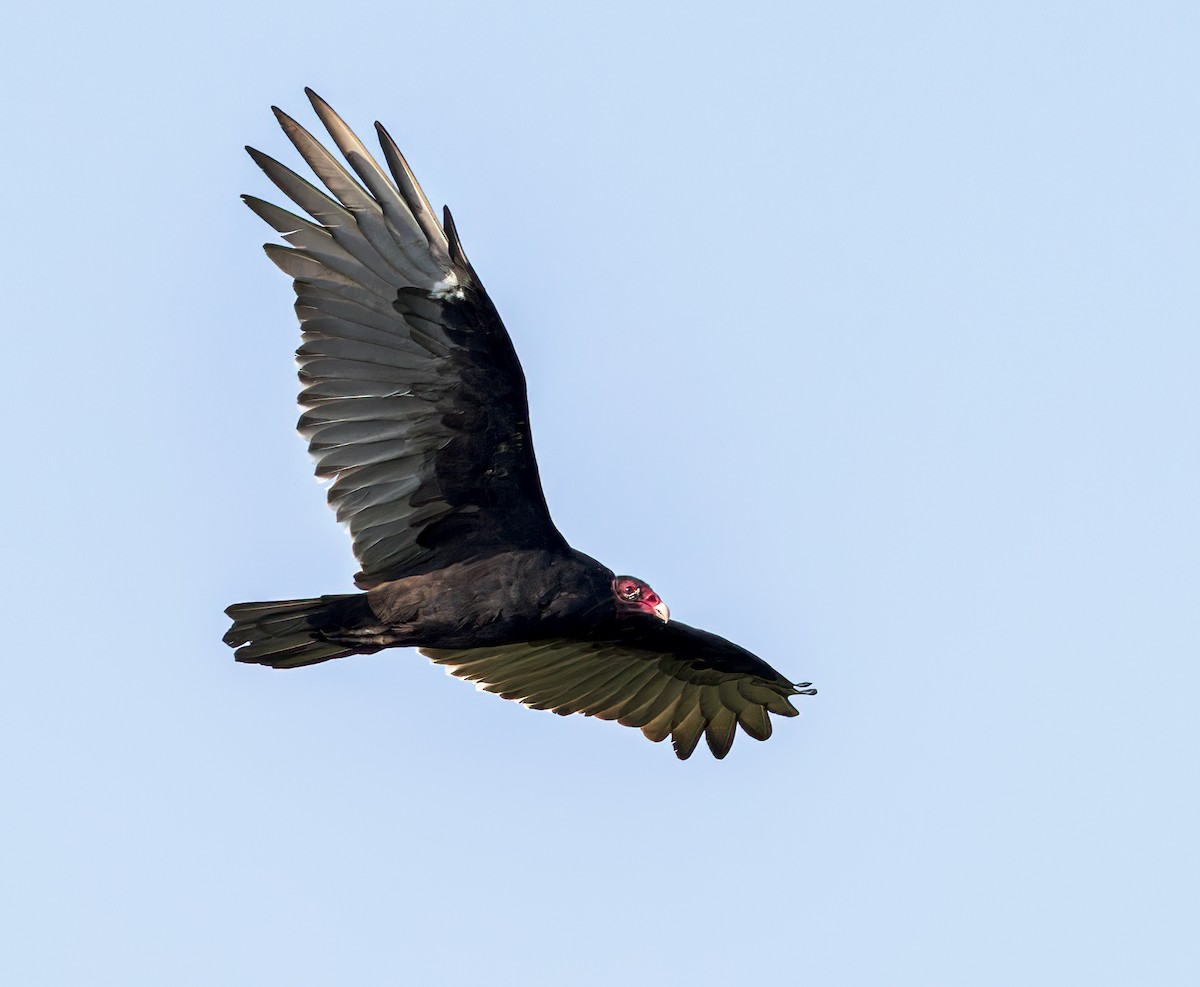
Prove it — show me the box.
[224,90,816,759]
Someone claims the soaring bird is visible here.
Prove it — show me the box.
[224,90,816,759]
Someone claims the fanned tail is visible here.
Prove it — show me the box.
[223,594,375,669]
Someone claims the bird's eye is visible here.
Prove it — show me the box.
[619,582,641,602]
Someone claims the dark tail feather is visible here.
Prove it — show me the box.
[223,594,374,669]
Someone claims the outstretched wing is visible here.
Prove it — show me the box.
[246,89,565,587]
[422,622,816,760]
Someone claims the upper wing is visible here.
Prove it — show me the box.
[422,622,816,760]
[246,89,565,587]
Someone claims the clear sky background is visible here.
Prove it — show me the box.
[4,2,1197,984]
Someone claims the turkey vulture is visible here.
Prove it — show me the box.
[224,89,816,759]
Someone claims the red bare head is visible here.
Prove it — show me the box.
[612,576,670,622]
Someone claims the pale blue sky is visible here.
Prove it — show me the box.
[4,1,1197,984]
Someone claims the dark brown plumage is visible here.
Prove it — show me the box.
[224,90,816,759]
